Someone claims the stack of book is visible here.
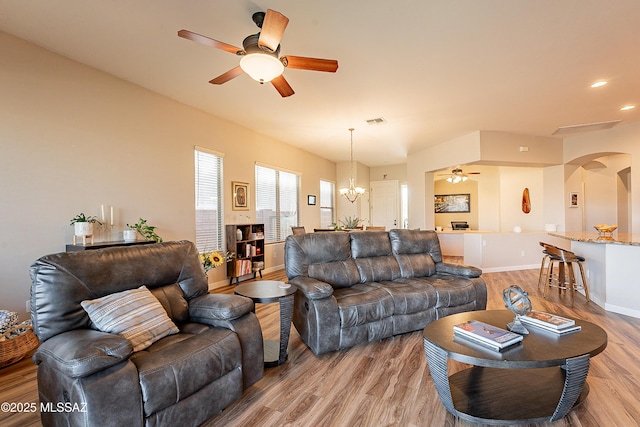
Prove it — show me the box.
[235,259,253,276]
[453,320,524,351]
[519,310,581,334]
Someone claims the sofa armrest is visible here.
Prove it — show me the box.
[33,329,132,378]
[288,276,334,300]
[436,262,482,278]
[189,293,254,322]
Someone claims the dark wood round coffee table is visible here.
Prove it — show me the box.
[422,310,607,424]
[234,280,296,367]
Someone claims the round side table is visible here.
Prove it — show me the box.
[234,280,296,367]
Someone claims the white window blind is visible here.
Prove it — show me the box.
[255,164,299,243]
[320,180,335,228]
[194,148,224,252]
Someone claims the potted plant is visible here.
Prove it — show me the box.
[332,216,364,230]
[126,218,163,242]
[70,213,102,237]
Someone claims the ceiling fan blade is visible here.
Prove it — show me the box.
[258,9,289,53]
[281,56,339,73]
[271,75,294,97]
[209,66,244,85]
[178,29,243,55]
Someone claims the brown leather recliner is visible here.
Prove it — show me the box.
[30,240,263,427]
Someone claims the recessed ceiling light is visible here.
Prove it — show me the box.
[620,105,635,111]
[591,81,607,88]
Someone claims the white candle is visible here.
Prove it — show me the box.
[101,205,105,222]
[110,206,114,226]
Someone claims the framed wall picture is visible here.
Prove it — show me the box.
[569,192,579,208]
[308,195,316,205]
[232,181,249,210]
[434,193,470,213]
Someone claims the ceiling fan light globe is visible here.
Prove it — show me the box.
[240,53,284,83]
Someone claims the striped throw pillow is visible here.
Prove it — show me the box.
[81,285,179,352]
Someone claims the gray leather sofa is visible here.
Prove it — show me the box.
[29,241,263,427]
[285,229,487,354]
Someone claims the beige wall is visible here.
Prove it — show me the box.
[0,32,335,318]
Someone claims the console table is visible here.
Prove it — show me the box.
[422,310,607,424]
[65,240,155,252]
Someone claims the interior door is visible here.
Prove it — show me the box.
[370,180,399,230]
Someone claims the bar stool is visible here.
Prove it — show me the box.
[537,242,562,291]
[538,242,590,303]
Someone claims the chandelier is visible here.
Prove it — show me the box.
[339,128,366,203]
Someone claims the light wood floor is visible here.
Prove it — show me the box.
[3,263,640,427]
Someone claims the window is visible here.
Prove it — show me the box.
[255,164,300,243]
[320,180,335,228]
[194,147,224,252]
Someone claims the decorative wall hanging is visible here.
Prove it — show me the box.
[522,188,531,214]
[569,192,579,208]
[434,194,470,213]
[232,181,249,210]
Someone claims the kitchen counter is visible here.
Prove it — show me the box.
[550,231,640,319]
[548,231,640,246]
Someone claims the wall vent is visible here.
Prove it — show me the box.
[366,117,386,125]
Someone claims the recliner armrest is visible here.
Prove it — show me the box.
[189,293,254,322]
[288,276,334,300]
[33,329,132,378]
[436,262,482,278]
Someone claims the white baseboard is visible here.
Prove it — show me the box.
[604,302,640,319]
[481,264,539,273]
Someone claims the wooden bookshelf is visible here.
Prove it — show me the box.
[225,224,265,285]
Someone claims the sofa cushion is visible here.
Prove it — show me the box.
[372,279,437,314]
[309,260,360,289]
[426,274,479,308]
[81,286,179,352]
[355,256,401,282]
[149,283,189,324]
[350,231,392,258]
[129,327,241,416]
[389,229,443,262]
[285,232,352,278]
[394,253,436,278]
[333,284,394,328]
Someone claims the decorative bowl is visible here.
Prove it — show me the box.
[594,224,617,234]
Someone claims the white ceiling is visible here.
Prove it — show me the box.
[2,0,639,167]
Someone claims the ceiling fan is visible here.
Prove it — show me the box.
[178,9,339,97]
[437,168,480,183]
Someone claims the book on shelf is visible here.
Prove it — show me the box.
[520,310,578,333]
[453,320,524,351]
[235,259,252,276]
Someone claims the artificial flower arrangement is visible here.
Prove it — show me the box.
[200,249,234,274]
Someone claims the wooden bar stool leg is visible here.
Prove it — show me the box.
[538,254,550,291]
[578,262,590,302]
[567,262,576,305]
[544,261,554,298]
[558,262,566,295]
